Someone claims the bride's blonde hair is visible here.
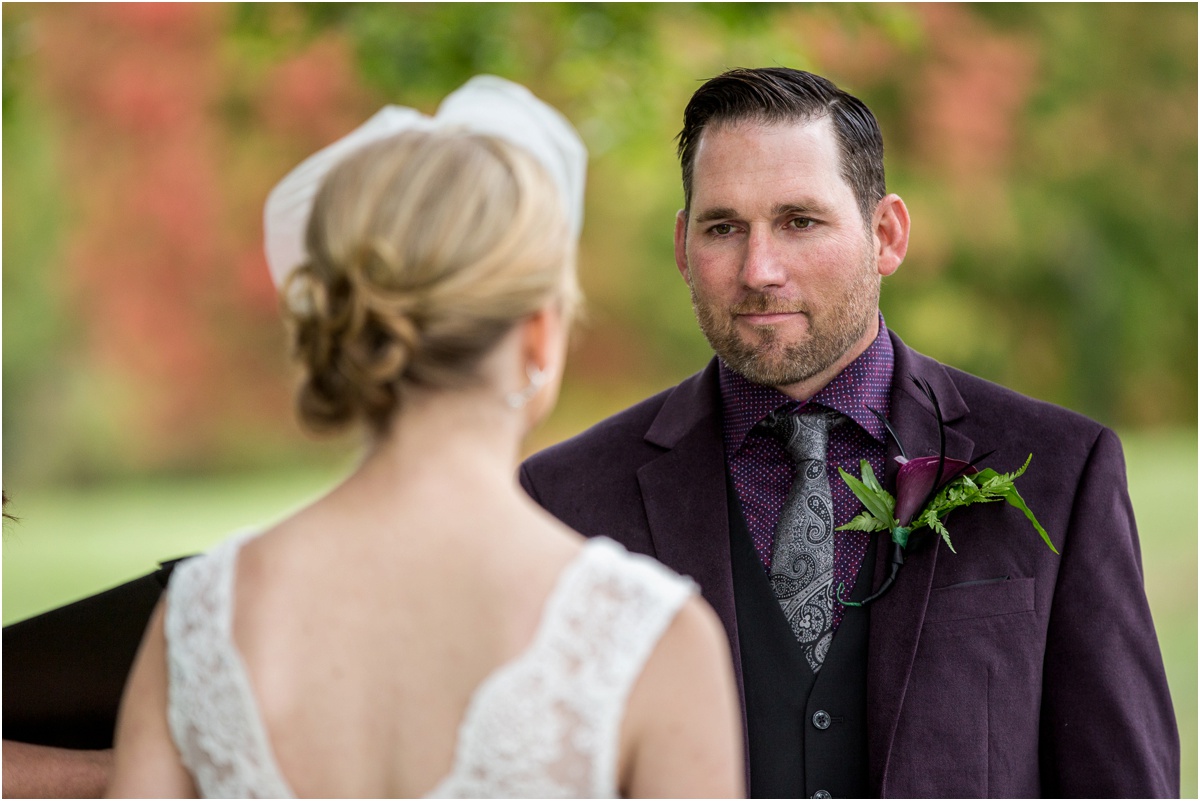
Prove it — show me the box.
[283,129,578,434]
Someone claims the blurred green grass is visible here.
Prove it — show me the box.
[3,428,1195,794]
[1121,429,1197,797]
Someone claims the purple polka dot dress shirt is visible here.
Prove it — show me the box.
[720,319,894,630]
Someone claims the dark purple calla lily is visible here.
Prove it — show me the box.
[894,455,977,526]
[841,377,1051,612]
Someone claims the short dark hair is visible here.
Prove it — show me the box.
[677,67,885,223]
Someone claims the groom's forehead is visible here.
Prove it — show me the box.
[687,119,853,213]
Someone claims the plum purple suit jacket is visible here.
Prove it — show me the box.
[519,331,1179,798]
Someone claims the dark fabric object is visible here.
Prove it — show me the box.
[729,478,872,798]
[520,330,1179,798]
[804,547,871,800]
[3,559,187,749]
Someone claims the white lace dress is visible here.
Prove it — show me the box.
[164,532,696,798]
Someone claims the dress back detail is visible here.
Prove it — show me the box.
[164,533,696,798]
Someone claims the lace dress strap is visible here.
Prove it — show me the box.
[164,531,295,798]
[428,537,697,798]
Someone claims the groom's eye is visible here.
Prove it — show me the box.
[709,223,735,236]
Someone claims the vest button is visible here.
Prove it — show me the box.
[812,709,832,730]
[813,791,832,799]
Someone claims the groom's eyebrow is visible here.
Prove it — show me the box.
[692,201,833,224]
[693,207,739,223]
[774,201,831,217]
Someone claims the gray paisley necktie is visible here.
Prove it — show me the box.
[759,407,844,673]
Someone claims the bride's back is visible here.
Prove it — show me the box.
[231,490,583,797]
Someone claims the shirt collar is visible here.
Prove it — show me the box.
[719,315,894,458]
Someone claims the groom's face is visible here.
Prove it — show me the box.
[674,117,884,394]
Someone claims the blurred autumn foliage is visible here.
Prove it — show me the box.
[4,3,1196,487]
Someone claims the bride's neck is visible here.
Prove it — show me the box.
[353,384,527,495]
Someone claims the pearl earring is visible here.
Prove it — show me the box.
[505,363,547,409]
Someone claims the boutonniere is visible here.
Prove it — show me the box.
[836,376,1056,607]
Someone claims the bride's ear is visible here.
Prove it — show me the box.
[520,302,567,378]
[514,301,568,424]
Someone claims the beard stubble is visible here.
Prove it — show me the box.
[691,249,881,389]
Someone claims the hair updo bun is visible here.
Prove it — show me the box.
[283,129,578,434]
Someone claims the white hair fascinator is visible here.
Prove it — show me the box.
[263,75,587,288]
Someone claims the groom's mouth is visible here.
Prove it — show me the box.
[731,293,807,322]
[737,311,803,326]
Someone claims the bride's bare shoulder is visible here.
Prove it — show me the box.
[619,594,745,797]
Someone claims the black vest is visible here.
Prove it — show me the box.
[728,480,874,799]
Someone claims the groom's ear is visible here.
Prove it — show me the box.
[674,209,691,285]
[872,193,910,278]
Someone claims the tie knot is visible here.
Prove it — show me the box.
[758,406,842,463]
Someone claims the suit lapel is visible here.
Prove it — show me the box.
[634,360,743,686]
[867,333,976,793]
